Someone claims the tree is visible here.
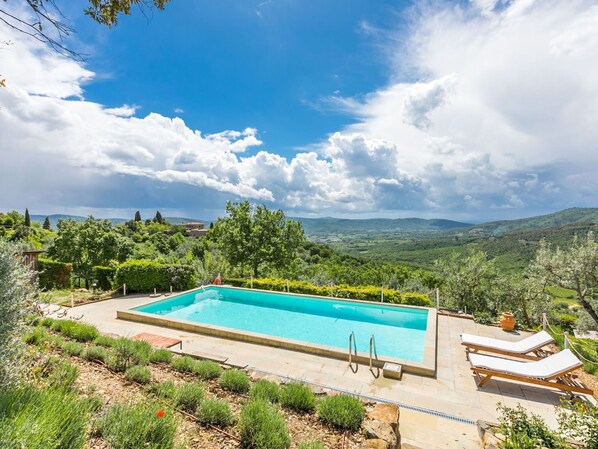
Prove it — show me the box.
[154,210,164,224]
[531,232,598,328]
[24,209,31,227]
[42,216,51,230]
[134,211,142,222]
[210,201,305,277]
[48,217,133,288]
[0,240,37,387]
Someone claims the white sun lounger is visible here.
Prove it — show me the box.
[461,330,554,360]
[469,349,592,395]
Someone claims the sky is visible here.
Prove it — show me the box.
[1,0,597,222]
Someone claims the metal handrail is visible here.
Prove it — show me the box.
[348,331,358,372]
[369,334,380,378]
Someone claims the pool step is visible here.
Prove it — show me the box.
[383,362,403,380]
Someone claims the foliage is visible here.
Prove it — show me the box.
[0,240,36,387]
[93,265,115,290]
[62,341,85,356]
[95,402,177,449]
[25,326,52,345]
[279,382,316,413]
[473,311,495,325]
[317,394,365,430]
[497,404,563,449]
[210,201,305,277]
[114,259,196,292]
[174,382,205,412]
[150,348,173,364]
[218,368,250,393]
[250,380,281,403]
[558,401,598,449]
[531,232,598,327]
[192,359,222,380]
[43,216,51,230]
[51,319,99,342]
[24,208,31,227]
[0,386,92,449]
[82,345,109,363]
[148,380,177,399]
[125,365,152,384]
[197,398,235,427]
[38,258,72,290]
[107,338,151,372]
[297,441,326,449]
[171,355,196,373]
[238,399,291,449]
[93,335,118,347]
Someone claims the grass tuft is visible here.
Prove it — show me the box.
[124,365,152,384]
[93,335,118,347]
[62,341,85,356]
[171,355,196,373]
[317,394,364,430]
[279,383,315,413]
[250,380,280,403]
[239,399,291,449]
[150,348,173,364]
[192,359,222,380]
[51,320,99,342]
[297,441,327,449]
[197,398,235,427]
[107,338,151,372]
[174,382,204,412]
[218,369,250,393]
[82,345,109,363]
[148,380,177,399]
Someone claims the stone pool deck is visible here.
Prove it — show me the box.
[53,294,594,449]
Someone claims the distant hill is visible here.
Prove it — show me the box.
[30,214,205,229]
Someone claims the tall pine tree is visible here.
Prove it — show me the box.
[24,209,31,227]
[134,211,142,222]
[42,217,51,230]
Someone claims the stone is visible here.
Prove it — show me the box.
[363,420,398,449]
[482,433,500,449]
[383,362,402,380]
[363,439,389,449]
[367,403,400,432]
[400,444,425,449]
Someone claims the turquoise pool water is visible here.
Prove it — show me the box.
[134,287,428,362]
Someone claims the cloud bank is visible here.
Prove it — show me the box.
[1,0,597,220]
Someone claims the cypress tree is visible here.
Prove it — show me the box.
[42,216,51,230]
[154,210,163,224]
[24,209,31,227]
[134,211,142,222]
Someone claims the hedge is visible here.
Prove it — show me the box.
[38,258,72,290]
[93,266,115,291]
[223,277,433,307]
[114,260,197,292]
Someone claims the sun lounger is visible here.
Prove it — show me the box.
[469,349,592,395]
[461,330,554,360]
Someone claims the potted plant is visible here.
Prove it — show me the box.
[499,312,516,331]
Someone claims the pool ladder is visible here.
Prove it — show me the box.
[369,335,380,378]
[348,332,380,377]
[348,331,358,373]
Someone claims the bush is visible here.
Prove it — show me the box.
[51,320,99,342]
[150,348,173,364]
[0,386,92,449]
[219,369,250,393]
[498,404,562,449]
[125,365,152,384]
[297,441,326,449]
[250,380,280,403]
[174,382,204,412]
[558,314,577,332]
[40,317,55,328]
[38,258,72,290]
[114,260,197,293]
[62,341,85,356]
[82,345,109,363]
[24,326,51,345]
[192,359,222,380]
[279,382,315,412]
[197,398,235,427]
[239,400,291,449]
[171,355,196,373]
[317,395,364,430]
[93,335,117,347]
[93,265,115,291]
[96,402,177,449]
[108,338,151,372]
[47,359,79,391]
[148,380,177,399]
[401,292,433,307]
[473,311,496,325]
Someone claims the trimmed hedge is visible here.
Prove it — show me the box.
[114,260,197,293]
[38,258,72,290]
[93,266,115,291]
[224,277,432,307]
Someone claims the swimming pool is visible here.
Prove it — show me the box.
[118,286,437,374]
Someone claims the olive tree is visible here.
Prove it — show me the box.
[0,240,37,387]
[531,232,598,328]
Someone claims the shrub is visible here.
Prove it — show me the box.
[82,345,109,363]
[192,359,222,380]
[38,258,72,289]
[473,311,496,325]
[297,441,326,449]
[114,260,196,293]
[96,402,177,449]
[62,341,85,356]
[239,400,291,449]
[558,400,598,449]
[40,317,55,328]
[108,338,151,372]
[197,398,235,427]
[150,348,173,364]
[51,320,99,342]
[93,335,118,347]
[174,382,204,412]
[0,386,92,449]
[125,365,152,384]
[250,380,280,403]
[219,369,250,393]
[47,359,79,391]
[498,404,561,449]
[558,314,577,332]
[171,355,196,373]
[24,326,51,345]
[93,265,115,291]
[279,383,315,412]
[401,292,433,307]
[317,395,364,430]
[148,380,177,399]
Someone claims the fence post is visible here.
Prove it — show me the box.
[250,276,253,289]
[381,286,384,303]
[170,285,173,294]
[435,288,440,309]
[286,279,290,293]
[330,282,334,297]
[123,283,126,296]
[71,293,74,308]
[542,313,547,331]
[564,332,569,349]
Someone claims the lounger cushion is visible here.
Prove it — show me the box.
[461,331,553,354]
[469,349,582,379]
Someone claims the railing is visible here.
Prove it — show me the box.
[369,334,380,378]
[348,331,358,373]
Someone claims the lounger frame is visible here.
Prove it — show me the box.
[463,344,549,360]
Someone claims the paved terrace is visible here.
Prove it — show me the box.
[55,294,591,449]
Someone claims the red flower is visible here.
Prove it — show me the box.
[156,410,165,418]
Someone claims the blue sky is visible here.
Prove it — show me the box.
[1,0,597,221]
